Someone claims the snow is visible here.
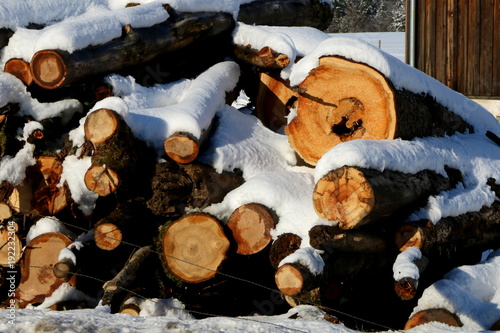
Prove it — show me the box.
[393,247,423,282]
[1,2,500,332]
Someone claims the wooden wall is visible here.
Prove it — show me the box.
[410,0,499,98]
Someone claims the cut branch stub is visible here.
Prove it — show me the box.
[313,166,458,229]
[226,203,277,255]
[84,165,120,197]
[164,132,200,164]
[160,213,230,283]
[15,232,73,308]
[285,56,396,165]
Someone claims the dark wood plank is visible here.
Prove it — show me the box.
[456,0,469,94]
[446,0,458,90]
[435,0,447,84]
[467,0,481,96]
[478,0,494,96]
[493,0,500,96]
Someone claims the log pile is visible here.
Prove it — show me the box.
[0,1,499,332]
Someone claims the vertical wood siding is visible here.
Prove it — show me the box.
[413,0,499,97]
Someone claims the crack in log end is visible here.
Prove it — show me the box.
[327,97,365,140]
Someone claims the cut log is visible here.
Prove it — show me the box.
[164,131,205,164]
[94,202,153,251]
[147,160,244,219]
[15,232,73,308]
[53,258,76,281]
[4,59,33,86]
[0,28,13,49]
[313,166,459,229]
[226,203,277,255]
[275,262,317,296]
[233,45,290,70]
[237,0,333,31]
[101,245,151,305]
[284,56,473,165]
[395,200,500,253]
[309,224,389,253]
[0,222,22,267]
[404,308,462,330]
[269,233,302,269]
[30,11,235,89]
[84,108,155,197]
[393,248,429,301]
[159,213,230,284]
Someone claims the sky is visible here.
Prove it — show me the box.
[0,1,499,332]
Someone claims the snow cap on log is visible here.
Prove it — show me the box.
[0,72,82,122]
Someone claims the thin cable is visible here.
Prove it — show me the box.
[10,207,401,331]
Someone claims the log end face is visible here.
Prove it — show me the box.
[94,222,123,251]
[164,134,199,164]
[84,109,120,145]
[404,308,462,330]
[226,203,275,255]
[84,165,120,197]
[161,214,230,283]
[313,167,374,229]
[30,50,67,89]
[4,59,33,86]
[275,264,304,296]
[395,224,424,252]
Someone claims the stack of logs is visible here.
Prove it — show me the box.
[0,1,499,331]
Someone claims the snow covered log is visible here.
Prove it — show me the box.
[84,108,154,197]
[15,232,74,308]
[29,11,235,89]
[3,59,32,86]
[146,160,244,220]
[395,201,500,254]
[237,0,333,31]
[226,203,278,255]
[313,166,459,230]
[158,213,230,284]
[283,56,473,165]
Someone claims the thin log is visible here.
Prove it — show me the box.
[15,232,73,308]
[4,59,33,86]
[226,203,277,255]
[233,45,290,70]
[147,160,244,219]
[30,11,235,89]
[404,308,462,330]
[101,245,152,306]
[308,224,389,253]
[283,56,473,165]
[269,233,302,269]
[275,262,318,296]
[313,166,459,229]
[159,213,230,284]
[84,108,155,197]
[237,0,333,31]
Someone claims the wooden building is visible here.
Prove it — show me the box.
[406,0,499,99]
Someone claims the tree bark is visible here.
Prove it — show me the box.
[313,166,459,229]
[146,160,244,220]
[309,224,390,253]
[237,0,333,31]
[84,108,155,197]
[226,203,278,255]
[283,56,473,165]
[15,232,73,308]
[4,59,33,86]
[159,213,230,284]
[30,11,235,89]
[269,233,302,269]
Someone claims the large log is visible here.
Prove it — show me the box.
[313,166,459,230]
[237,0,333,31]
[159,213,230,284]
[84,108,155,197]
[15,232,73,308]
[30,11,235,89]
[281,56,473,165]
